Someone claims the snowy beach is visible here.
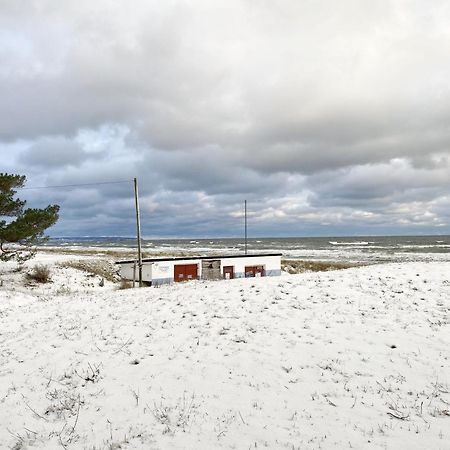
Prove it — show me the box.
[4,0,450,448]
[0,254,449,449]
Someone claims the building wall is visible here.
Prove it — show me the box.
[152,260,178,284]
[217,255,281,278]
[201,259,221,280]
[119,262,152,282]
[119,255,281,284]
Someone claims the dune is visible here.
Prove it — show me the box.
[0,254,449,449]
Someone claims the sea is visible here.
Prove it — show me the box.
[44,235,450,264]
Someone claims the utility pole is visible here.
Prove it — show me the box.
[244,199,247,255]
[134,177,143,287]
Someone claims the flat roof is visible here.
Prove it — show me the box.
[116,253,282,265]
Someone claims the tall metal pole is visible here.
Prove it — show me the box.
[134,177,143,287]
[244,199,247,255]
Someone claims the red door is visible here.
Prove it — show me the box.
[174,264,198,282]
[245,265,265,278]
[223,266,234,279]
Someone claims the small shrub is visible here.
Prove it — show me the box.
[45,389,82,419]
[56,285,72,296]
[75,362,102,384]
[119,279,133,290]
[26,264,52,283]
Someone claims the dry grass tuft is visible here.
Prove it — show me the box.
[282,259,365,274]
[118,279,134,290]
[26,264,52,283]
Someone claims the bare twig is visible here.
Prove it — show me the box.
[131,388,140,406]
[23,397,48,421]
[323,395,337,407]
[68,395,81,437]
[387,411,409,420]
[114,337,133,355]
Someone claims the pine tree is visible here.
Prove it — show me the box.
[0,173,59,262]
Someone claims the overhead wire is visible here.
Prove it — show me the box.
[17,180,132,190]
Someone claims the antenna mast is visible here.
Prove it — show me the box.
[244,199,247,255]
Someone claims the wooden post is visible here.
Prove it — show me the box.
[132,261,137,288]
[134,178,143,287]
[245,199,247,255]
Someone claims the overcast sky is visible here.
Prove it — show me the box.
[1,0,450,237]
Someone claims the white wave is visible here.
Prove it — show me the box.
[329,241,370,246]
[398,244,450,249]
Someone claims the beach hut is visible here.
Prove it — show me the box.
[116,253,282,286]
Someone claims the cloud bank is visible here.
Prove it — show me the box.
[1,0,450,236]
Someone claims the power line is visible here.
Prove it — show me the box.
[17,180,132,190]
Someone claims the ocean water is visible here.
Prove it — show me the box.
[44,235,450,263]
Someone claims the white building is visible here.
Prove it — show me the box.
[117,253,282,286]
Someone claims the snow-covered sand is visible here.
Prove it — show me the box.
[0,256,449,449]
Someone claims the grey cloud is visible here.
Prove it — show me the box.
[19,136,87,168]
[308,160,450,207]
[2,0,450,167]
[146,148,289,195]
